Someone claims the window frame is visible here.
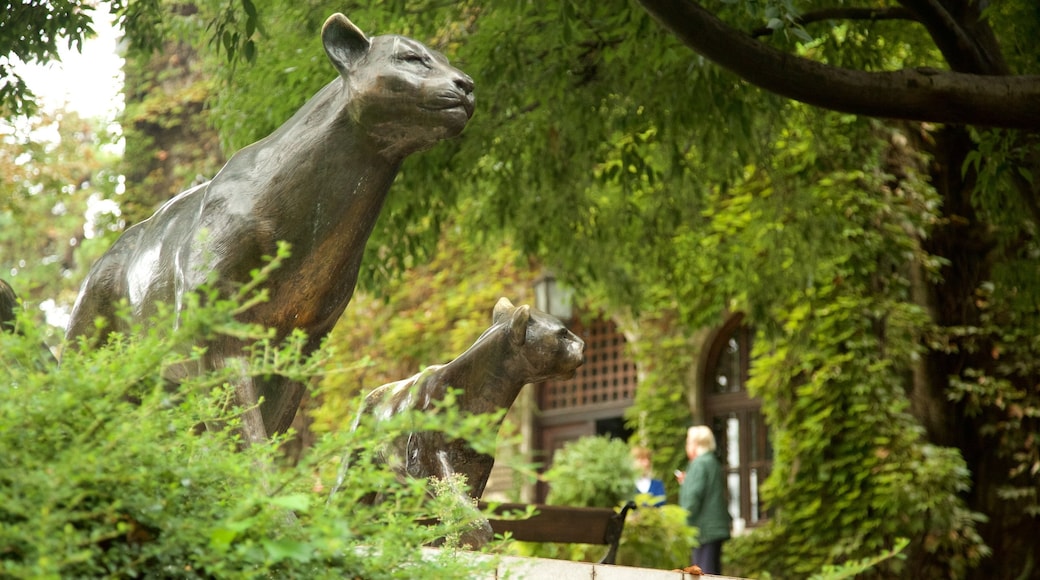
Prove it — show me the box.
[700,314,772,529]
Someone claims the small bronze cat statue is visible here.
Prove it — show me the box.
[355,297,585,547]
[64,14,474,444]
[0,279,17,334]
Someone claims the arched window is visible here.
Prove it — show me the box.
[701,315,772,530]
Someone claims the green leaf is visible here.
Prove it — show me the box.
[210,527,239,551]
[267,493,312,512]
[243,39,256,63]
[262,538,313,563]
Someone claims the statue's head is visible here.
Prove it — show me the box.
[491,297,586,383]
[321,14,475,157]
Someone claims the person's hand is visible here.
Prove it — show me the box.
[674,469,685,484]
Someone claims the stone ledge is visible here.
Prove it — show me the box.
[425,549,744,580]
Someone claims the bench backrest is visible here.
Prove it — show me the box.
[483,501,636,564]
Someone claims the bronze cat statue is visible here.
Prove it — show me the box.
[355,297,585,547]
[65,14,474,443]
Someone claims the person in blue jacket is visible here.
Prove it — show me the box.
[677,426,732,574]
[631,445,667,506]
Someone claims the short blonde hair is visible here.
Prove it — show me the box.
[686,425,716,454]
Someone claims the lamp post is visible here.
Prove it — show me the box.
[524,272,576,501]
[533,272,573,320]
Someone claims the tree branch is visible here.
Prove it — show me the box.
[895,0,1007,74]
[751,7,919,38]
[636,0,1040,129]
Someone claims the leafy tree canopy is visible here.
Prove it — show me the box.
[0,0,170,117]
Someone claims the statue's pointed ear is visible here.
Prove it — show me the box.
[493,297,515,325]
[322,13,370,75]
[509,305,530,346]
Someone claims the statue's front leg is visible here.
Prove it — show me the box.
[423,445,493,549]
[233,370,270,445]
[216,363,306,443]
[255,375,307,437]
[205,350,269,444]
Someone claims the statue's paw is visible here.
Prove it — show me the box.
[458,518,494,549]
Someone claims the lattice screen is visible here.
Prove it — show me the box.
[539,317,636,411]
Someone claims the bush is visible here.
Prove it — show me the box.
[0,273,506,578]
[543,435,636,508]
[615,502,696,569]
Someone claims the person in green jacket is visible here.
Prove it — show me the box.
[677,425,732,574]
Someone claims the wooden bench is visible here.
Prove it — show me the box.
[483,500,637,565]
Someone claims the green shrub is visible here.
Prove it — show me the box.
[0,269,506,578]
[615,501,696,569]
[542,435,636,508]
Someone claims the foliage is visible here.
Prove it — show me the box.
[729,304,989,576]
[118,30,225,224]
[0,266,506,578]
[713,117,990,578]
[0,0,172,117]
[945,283,1040,518]
[542,435,637,508]
[0,109,123,340]
[0,0,96,116]
[807,537,910,580]
[614,501,696,570]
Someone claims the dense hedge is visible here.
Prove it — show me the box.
[0,274,506,578]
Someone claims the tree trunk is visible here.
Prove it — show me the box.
[917,125,1039,580]
[121,21,223,224]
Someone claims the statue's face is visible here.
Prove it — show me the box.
[334,32,475,157]
[521,307,586,382]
